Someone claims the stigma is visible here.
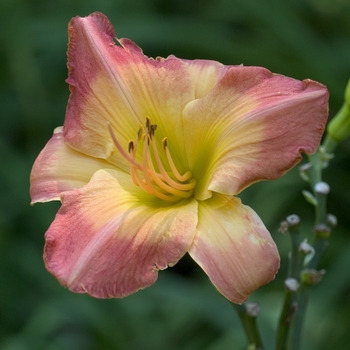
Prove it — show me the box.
[108,118,196,202]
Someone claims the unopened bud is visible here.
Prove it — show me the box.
[302,190,318,206]
[246,302,260,317]
[286,214,300,226]
[285,278,300,292]
[278,220,289,235]
[327,79,350,143]
[299,163,312,182]
[299,240,313,255]
[327,213,338,227]
[319,146,334,164]
[299,163,312,172]
[314,182,330,195]
[301,269,326,286]
[314,223,331,238]
[299,240,315,265]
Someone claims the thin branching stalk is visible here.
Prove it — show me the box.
[233,303,264,350]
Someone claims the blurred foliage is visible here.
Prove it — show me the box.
[1,0,350,349]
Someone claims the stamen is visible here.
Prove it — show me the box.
[137,125,144,140]
[149,124,157,139]
[107,123,143,172]
[108,119,195,202]
[129,134,140,186]
[147,149,193,199]
[151,137,195,191]
[162,137,167,150]
[141,125,184,200]
[145,117,151,130]
[142,132,153,189]
[162,138,193,182]
[131,162,180,202]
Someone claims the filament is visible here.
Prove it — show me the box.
[108,118,195,202]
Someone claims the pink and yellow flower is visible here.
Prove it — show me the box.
[30,12,328,303]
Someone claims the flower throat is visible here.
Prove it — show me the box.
[109,118,195,202]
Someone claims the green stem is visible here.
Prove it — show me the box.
[276,222,302,350]
[287,284,311,350]
[308,237,329,269]
[276,289,298,350]
[285,149,330,350]
[307,152,322,185]
[322,134,339,154]
[233,303,264,350]
[287,223,302,279]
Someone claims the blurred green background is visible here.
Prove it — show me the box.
[1,0,350,349]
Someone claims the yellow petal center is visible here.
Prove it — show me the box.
[109,118,195,202]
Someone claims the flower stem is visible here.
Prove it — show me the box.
[275,219,302,350]
[322,134,338,154]
[275,288,298,350]
[233,303,264,350]
[284,147,331,350]
[287,221,302,279]
[286,283,311,350]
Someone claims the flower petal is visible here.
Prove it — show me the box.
[188,193,280,304]
[30,127,115,203]
[182,58,228,99]
[64,12,194,170]
[44,169,198,298]
[182,66,328,199]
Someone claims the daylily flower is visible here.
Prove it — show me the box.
[30,12,328,303]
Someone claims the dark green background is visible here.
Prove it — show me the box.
[1,0,350,349]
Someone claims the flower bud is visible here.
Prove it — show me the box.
[246,302,260,317]
[299,240,313,255]
[302,190,318,206]
[327,213,338,227]
[314,223,331,238]
[299,162,312,182]
[299,240,315,265]
[278,220,289,235]
[285,278,300,292]
[300,269,326,286]
[286,214,300,226]
[314,182,330,195]
[327,79,350,143]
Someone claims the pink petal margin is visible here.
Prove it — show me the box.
[188,193,280,304]
[208,76,329,196]
[63,12,194,164]
[44,169,198,298]
[182,67,329,199]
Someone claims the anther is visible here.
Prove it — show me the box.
[128,141,134,153]
[146,117,151,130]
[150,125,156,139]
[107,123,142,171]
[162,137,168,150]
[137,125,144,140]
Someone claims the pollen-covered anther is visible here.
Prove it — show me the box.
[108,119,196,202]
